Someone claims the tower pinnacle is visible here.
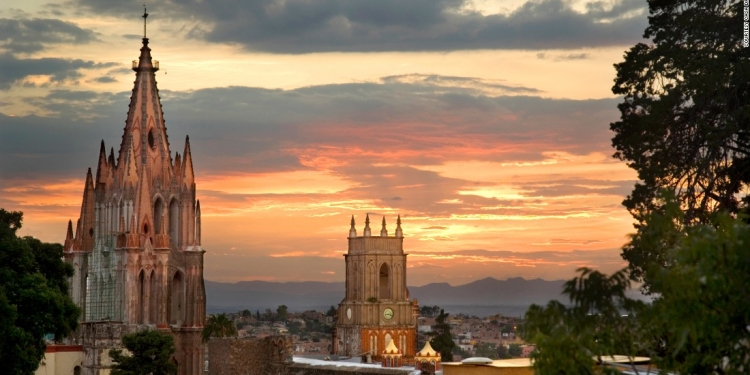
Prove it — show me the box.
[349,215,357,238]
[395,215,403,238]
[380,216,388,237]
[364,214,371,237]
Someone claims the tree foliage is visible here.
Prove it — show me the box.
[276,304,288,321]
[527,1,750,372]
[109,330,177,375]
[429,309,455,361]
[474,342,497,359]
[201,313,237,343]
[0,209,80,375]
[525,201,750,374]
[525,267,645,375]
[496,344,511,359]
[419,305,442,317]
[611,0,750,231]
[326,305,337,317]
[508,343,523,357]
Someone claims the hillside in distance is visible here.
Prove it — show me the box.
[205,277,567,317]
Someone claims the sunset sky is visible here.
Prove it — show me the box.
[0,0,649,285]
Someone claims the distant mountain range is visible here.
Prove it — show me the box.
[205,277,568,317]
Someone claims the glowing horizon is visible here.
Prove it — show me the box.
[0,0,648,286]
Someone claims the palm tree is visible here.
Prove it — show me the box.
[202,313,237,343]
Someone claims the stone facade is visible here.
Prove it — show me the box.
[208,337,415,375]
[63,30,206,375]
[333,215,419,363]
[208,336,293,375]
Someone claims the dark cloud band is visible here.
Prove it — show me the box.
[77,0,648,53]
[0,17,98,54]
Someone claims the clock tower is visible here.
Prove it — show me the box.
[333,214,419,363]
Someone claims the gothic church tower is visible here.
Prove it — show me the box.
[334,215,419,363]
[63,12,206,375]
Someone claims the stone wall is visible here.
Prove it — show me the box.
[208,336,418,375]
[208,336,293,375]
[286,363,413,374]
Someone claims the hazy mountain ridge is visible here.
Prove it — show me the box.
[206,277,567,316]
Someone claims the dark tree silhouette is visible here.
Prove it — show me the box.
[110,330,177,375]
[429,309,455,361]
[610,0,750,284]
[202,313,237,343]
[0,209,80,375]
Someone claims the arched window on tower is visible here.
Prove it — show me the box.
[138,270,146,323]
[352,263,359,300]
[171,271,184,325]
[149,270,157,324]
[379,263,391,300]
[169,198,179,247]
[153,198,164,234]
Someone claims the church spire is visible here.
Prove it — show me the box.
[363,214,371,237]
[64,220,74,252]
[76,168,95,251]
[395,215,403,238]
[117,9,168,187]
[108,147,115,168]
[380,216,388,237]
[96,140,108,184]
[349,215,357,238]
[182,135,195,186]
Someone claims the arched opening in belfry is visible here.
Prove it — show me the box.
[352,263,358,300]
[169,198,180,247]
[153,198,164,234]
[379,263,390,300]
[138,270,146,323]
[171,271,184,325]
[149,270,157,324]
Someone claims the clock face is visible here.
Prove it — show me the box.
[383,308,394,320]
[346,308,352,320]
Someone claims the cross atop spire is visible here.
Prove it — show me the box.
[142,5,149,38]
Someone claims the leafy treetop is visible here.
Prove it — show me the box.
[0,209,80,375]
[110,330,177,375]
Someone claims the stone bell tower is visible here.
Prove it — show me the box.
[63,9,206,375]
[333,214,419,363]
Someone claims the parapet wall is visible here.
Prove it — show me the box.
[208,336,419,375]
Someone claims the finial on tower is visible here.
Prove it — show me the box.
[142,5,149,39]
[349,215,357,238]
[395,214,403,238]
[380,216,388,237]
[364,214,371,237]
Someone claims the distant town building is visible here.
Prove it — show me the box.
[333,215,419,363]
[62,12,206,375]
